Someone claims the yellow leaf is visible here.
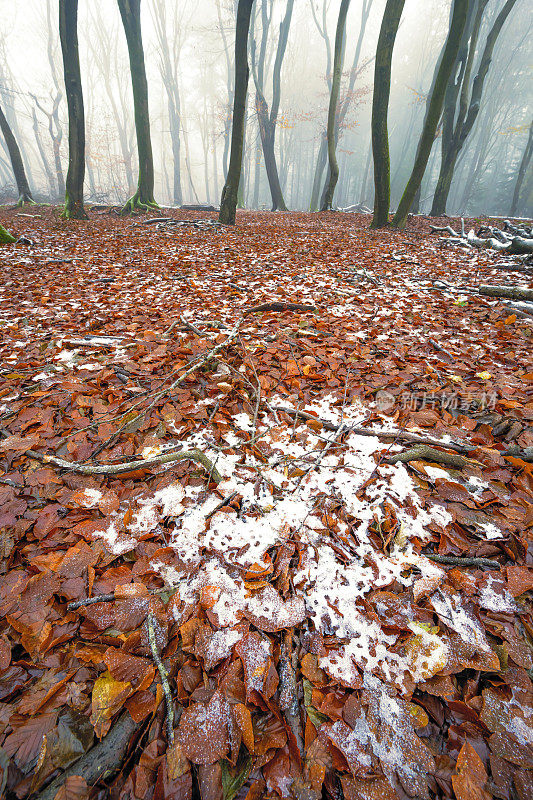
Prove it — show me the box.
[476,371,491,380]
[450,375,463,383]
[405,623,448,681]
[90,671,131,738]
[167,741,190,779]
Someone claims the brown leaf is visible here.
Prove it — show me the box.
[452,741,490,800]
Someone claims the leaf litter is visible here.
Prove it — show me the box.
[0,207,532,800]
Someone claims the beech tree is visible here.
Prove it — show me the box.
[391,0,468,228]
[0,102,34,205]
[117,0,157,213]
[321,0,351,211]
[370,0,405,228]
[430,0,518,217]
[59,0,86,219]
[219,0,254,225]
[251,0,294,211]
[510,119,532,216]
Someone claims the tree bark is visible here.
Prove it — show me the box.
[370,0,405,228]
[0,102,34,205]
[117,0,158,213]
[219,0,254,225]
[252,0,293,211]
[59,0,86,219]
[31,106,56,198]
[430,0,517,216]
[510,119,532,217]
[321,0,351,210]
[392,0,468,228]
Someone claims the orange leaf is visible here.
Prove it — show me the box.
[452,741,490,800]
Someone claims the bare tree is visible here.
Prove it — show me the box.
[510,119,532,216]
[251,0,294,211]
[371,0,405,228]
[321,0,351,210]
[430,0,518,216]
[219,0,254,225]
[59,0,86,219]
[392,0,468,228]
[0,101,34,205]
[117,0,157,213]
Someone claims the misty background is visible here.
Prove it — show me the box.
[0,0,531,215]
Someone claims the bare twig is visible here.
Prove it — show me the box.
[68,594,115,611]
[205,491,238,519]
[146,612,174,744]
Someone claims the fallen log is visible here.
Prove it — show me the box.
[386,445,468,469]
[242,302,317,316]
[479,284,533,301]
[36,711,140,800]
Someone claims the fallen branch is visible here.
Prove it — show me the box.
[279,628,304,757]
[36,710,141,800]
[273,406,470,453]
[242,302,317,316]
[425,554,500,570]
[28,447,222,483]
[205,490,238,520]
[146,612,174,744]
[386,445,468,469]
[479,284,533,302]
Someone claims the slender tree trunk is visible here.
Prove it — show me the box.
[219,0,254,225]
[32,107,55,198]
[322,0,351,210]
[310,134,328,211]
[370,0,405,228]
[510,120,532,217]
[360,138,372,204]
[430,0,517,216]
[59,0,86,219]
[117,0,157,213]
[0,102,34,205]
[392,0,468,228]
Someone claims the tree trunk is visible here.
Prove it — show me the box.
[32,106,56,199]
[117,0,157,213]
[0,102,34,205]
[252,0,293,211]
[321,0,351,211]
[430,0,517,216]
[219,0,254,225]
[392,0,468,228]
[310,134,328,211]
[510,119,532,217]
[0,224,16,243]
[59,0,86,219]
[370,0,405,228]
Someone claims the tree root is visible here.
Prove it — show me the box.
[16,194,36,207]
[119,193,159,216]
[386,445,468,469]
[146,612,174,744]
[35,710,141,800]
[242,302,317,316]
[425,554,500,570]
[0,224,16,243]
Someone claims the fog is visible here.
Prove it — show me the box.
[1,0,531,215]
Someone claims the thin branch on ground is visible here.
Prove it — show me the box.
[146,612,174,744]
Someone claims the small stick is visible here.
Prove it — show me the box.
[178,315,204,337]
[242,301,317,316]
[146,612,174,744]
[425,554,500,570]
[68,594,115,611]
[279,627,304,757]
[205,490,238,519]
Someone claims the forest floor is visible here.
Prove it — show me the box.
[0,206,532,800]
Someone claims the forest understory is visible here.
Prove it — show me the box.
[0,207,532,800]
